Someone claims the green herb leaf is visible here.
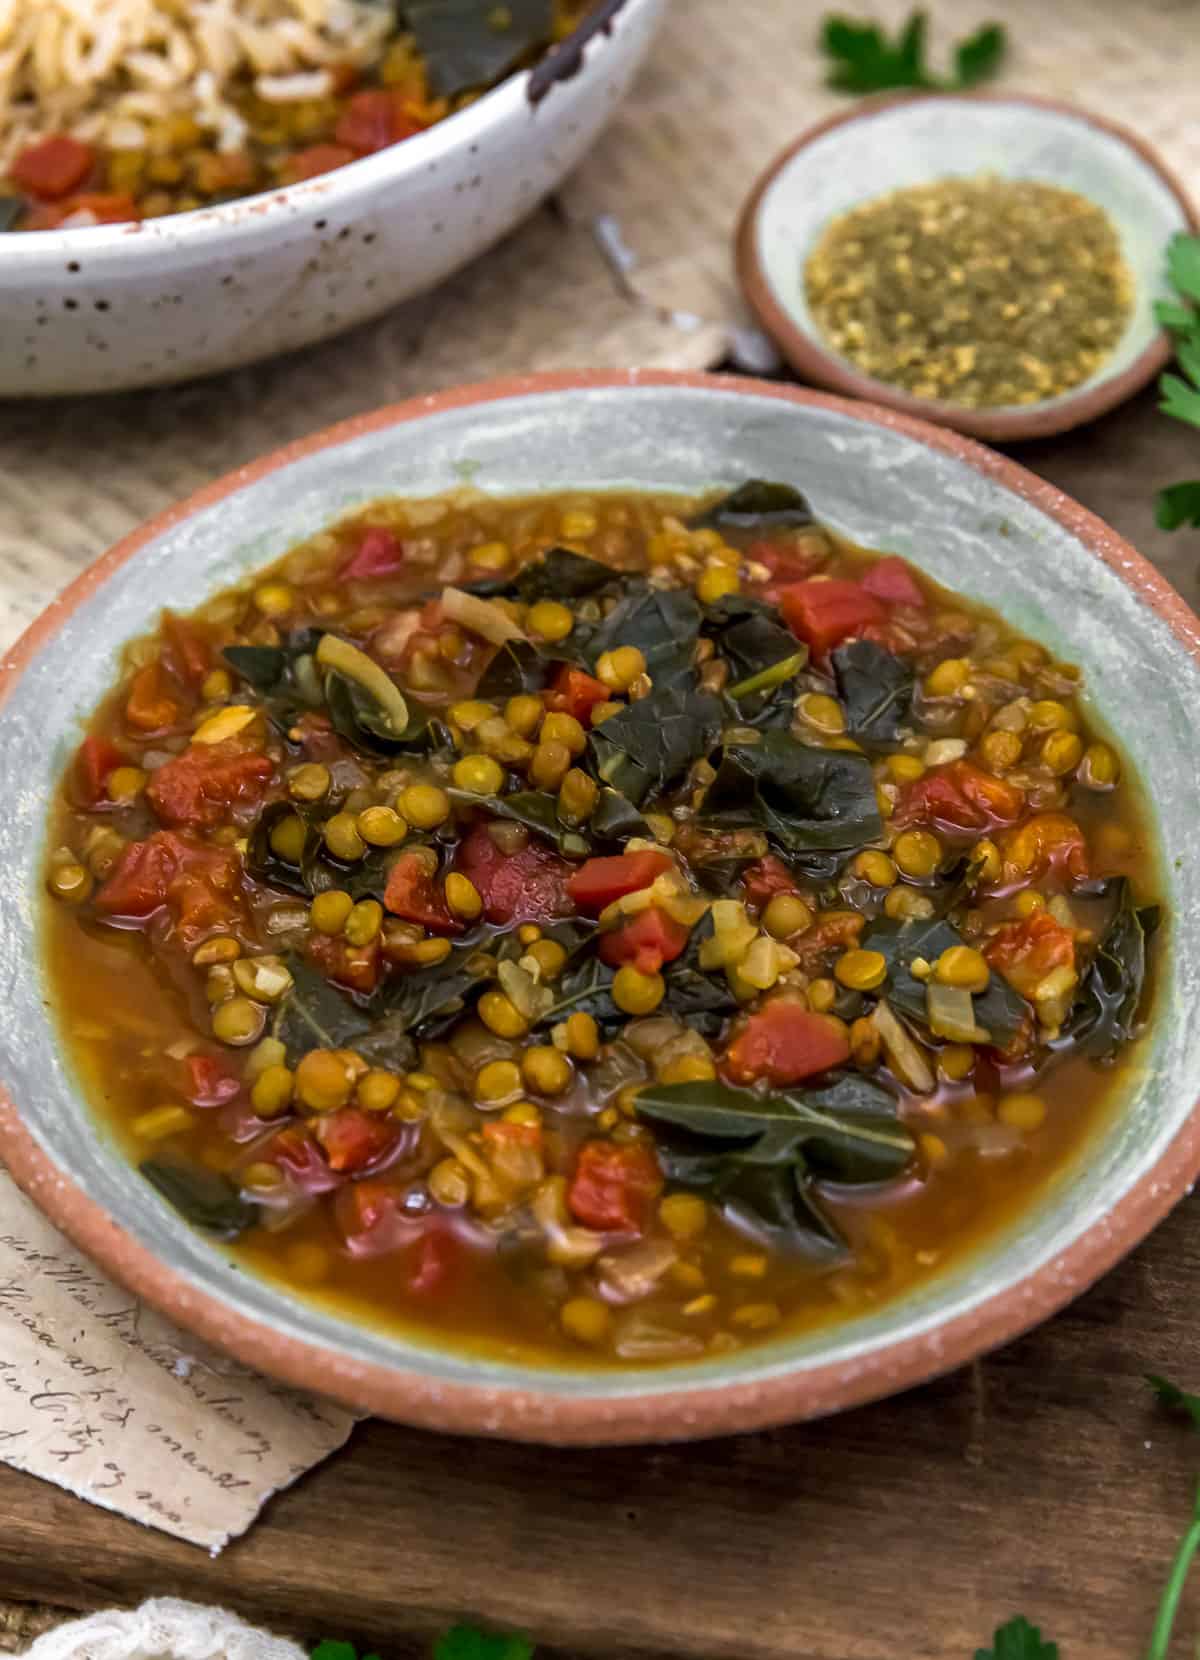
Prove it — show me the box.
[659,912,739,1036]
[247,801,400,902]
[588,787,649,844]
[704,594,808,724]
[691,480,814,532]
[475,639,563,701]
[407,0,554,99]
[1062,877,1157,1060]
[1159,371,1200,429]
[325,669,451,759]
[433,1625,534,1660]
[223,628,323,733]
[588,679,725,808]
[973,1615,1058,1660]
[448,788,591,857]
[1148,1373,1200,1430]
[820,10,1005,92]
[831,638,914,748]
[312,1643,379,1660]
[515,546,615,603]
[372,946,492,1044]
[586,585,702,682]
[141,1161,259,1240]
[701,733,883,867]
[865,914,1028,1044]
[1156,480,1200,530]
[1166,231,1200,308]
[272,958,376,1065]
[1146,1484,1200,1660]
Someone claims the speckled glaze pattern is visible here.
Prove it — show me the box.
[0,0,665,399]
[737,95,1199,442]
[2,371,1199,1446]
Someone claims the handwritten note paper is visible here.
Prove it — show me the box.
[0,1167,357,1552]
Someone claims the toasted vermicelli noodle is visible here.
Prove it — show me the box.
[0,0,395,173]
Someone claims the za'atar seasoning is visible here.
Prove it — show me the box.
[804,176,1133,408]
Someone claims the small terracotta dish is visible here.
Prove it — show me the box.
[3,371,1200,1444]
[736,94,1198,442]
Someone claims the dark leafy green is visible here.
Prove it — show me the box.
[515,546,615,603]
[1063,878,1158,1060]
[831,638,914,747]
[271,958,376,1064]
[406,0,555,99]
[701,734,883,863]
[475,639,563,700]
[247,802,400,901]
[539,953,620,1029]
[141,1160,259,1240]
[448,788,591,857]
[704,594,808,727]
[865,915,1028,1044]
[691,480,814,533]
[589,787,649,844]
[588,679,725,808]
[371,945,492,1043]
[660,911,739,1036]
[973,1617,1058,1660]
[325,669,451,758]
[635,1075,913,1256]
[586,584,701,681]
[223,628,323,734]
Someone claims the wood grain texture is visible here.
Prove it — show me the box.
[0,1189,1197,1659]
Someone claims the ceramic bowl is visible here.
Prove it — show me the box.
[3,370,1199,1445]
[0,0,665,400]
[737,94,1198,443]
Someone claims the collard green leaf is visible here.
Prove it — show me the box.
[588,679,724,808]
[701,733,882,858]
[586,584,701,681]
[272,958,376,1064]
[515,546,615,603]
[448,788,591,857]
[865,915,1027,1044]
[831,638,914,748]
[475,639,562,700]
[141,1160,259,1240]
[325,669,450,758]
[660,911,739,1035]
[691,480,814,533]
[223,627,323,732]
[589,787,649,844]
[406,0,554,99]
[1063,878,1157,1060]
[247,802,400,902]
[539,953,620,1028]
[372,945,491,1042]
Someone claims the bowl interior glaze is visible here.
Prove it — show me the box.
[2,374,1197,1441]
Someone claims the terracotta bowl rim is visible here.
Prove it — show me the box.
[4,366,1200,1445]
[735,90,1200,444]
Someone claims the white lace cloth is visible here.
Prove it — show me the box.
[21,1601,306,1660]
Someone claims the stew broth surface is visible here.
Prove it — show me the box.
[44,485,1160,1368]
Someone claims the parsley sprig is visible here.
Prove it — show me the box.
[975,1617,1058,1660]
[1155,233,1200,529]
[819,11,1006,94]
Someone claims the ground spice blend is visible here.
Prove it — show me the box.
[804,176,1134,408]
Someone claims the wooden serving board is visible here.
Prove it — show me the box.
[3,387,1200,1658]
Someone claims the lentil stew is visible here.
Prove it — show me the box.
[44,485,1160,1366]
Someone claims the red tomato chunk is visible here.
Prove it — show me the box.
[383,851,461,934]
[95,830,243,944]
[12,135,94,199]
[73,735,126,808]
[545,665,612,724]
[860,556,927,608]
[312,1107,401,1174]
[147,742,275,830]
[184,1054,242,1108]
[723,1003,851,1086]
[455,823,572,926]
[779,579,885,658]
[334,90,420,156]
[598,908,691,975]
[281,143,356,184]
[895,760,1025,834]
[986,912,1076,999]
[308,931,383,995]
[997,812,1089,888]
[742,854,797,910]
[567,1140,663,1233]
[566,850,672,915]
[340,526,405,581]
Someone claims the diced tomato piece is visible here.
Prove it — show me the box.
[313,1106,401,1174]
[268,1125,340,1193]
[894,760,1026,835]
[545,665,611,723]
[779,579,886,659]
[307,931,383,995]
[407,1226,459,1296]
[334,1179,403,1254]
[73,735,126,807]
[789,909,864,972]
[567,1140,663,1233]
[996,813,1089,889]
[185,1053,242,1108]
[12,135,94,199]
[566,850,672,915]
[860,556,927,609]
[454,822,572,926]
[746,538,824,596]
[125,662,181,733]
[161,612,212,690]
[280,143,357,185]
[985,912,1076,1000]
[742,854,797,910]
[95,830,243,944]
[334,90,421,156]
[383,850,462,934]
[723,1003,851,1086]
[59,192,138,225]
[147,740,274,830]
[598,907,691,975]
[193,151,256,196]
[339,526,404,581]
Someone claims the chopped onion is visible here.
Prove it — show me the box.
[598,1237,678,1302]
[441,586,525,645]
[256,69,333,100]
[498,960,553,1024]
[315,634,408,734]
[612,1311,705,1362]
[872,998,935,1094]
[926,981,991,1044]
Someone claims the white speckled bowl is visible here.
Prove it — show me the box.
[737,94,1199,442]
[0,0,665,399]
[2,370,1198,1444]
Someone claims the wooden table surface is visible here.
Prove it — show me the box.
[3,384,1200,1659]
